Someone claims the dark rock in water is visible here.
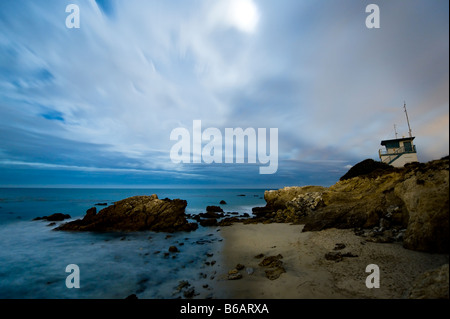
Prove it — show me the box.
[199,211,224,219]
[199,218,218,227]
[220,200,227,205]
[237,194,246,196]
[55,194,198,232]
[125,294,138,300]
[95,203,108,206]
[169,246,179,253]
[206,205,224,213]
[217,217,241,226]
[33,213,71,222]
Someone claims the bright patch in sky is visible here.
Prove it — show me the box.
[225,0,260,33]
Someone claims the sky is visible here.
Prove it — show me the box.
[0,0,448,188]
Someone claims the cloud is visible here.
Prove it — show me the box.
[0,0,448,187]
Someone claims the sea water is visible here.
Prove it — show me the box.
[0,188,266,299]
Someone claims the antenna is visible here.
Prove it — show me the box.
[403,101,412,138]
[394,124,398,139]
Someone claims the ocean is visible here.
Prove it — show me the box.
[0,188,266,299]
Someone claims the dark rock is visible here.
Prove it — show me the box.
[33,213,71,222]
[169,246,179,253]
[325,252,343,262]
[199,218,217,227]
[339,158,393,181]
[258,254,283,267]
[254,253,264,259]
[334,243,346,250]
[220,200,227,205]
[206,206,224,213]
[236,264,245,270]
[95,203,108,206]
[199,211,224,219]
[265,266,286,280]
[237,194,246,196]
[125,294,138,299]
[56,195,198,232]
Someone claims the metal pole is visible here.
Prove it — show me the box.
[404,102,412,138]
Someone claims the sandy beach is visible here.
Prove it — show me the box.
[212,223,449,299]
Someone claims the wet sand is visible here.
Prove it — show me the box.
[211,223,448,299]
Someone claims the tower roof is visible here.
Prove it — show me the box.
[381,136,415,146]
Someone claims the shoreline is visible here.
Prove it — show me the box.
[211,223,449,299]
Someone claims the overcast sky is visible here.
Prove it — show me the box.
[0,0,448,188]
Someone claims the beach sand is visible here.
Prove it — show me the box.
[211,223,449,299]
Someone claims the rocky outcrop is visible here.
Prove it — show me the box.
[56,194,198,232]
[252,157,449,253]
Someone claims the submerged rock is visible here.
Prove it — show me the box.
[56,195,198,232]
[33,213,71,222]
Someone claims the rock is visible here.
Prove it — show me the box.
[406,264,449,299]
[325,252,343,262]
[168,246,179,253]
[228,272,243,280]
[56,195,198,232]
[125,294,138,299]
[199,211,223,219]
[258,254,283,267]
[246,267,254,275]
[33,213,71,222]
[334,243,346,250]
[255,157,448,254]
[220,200,227,205]
[199,218,218,227]
[254,253,264,259]
[395,163,449,253]
[236,264,245,270]
[183,287,196,298]
[339,158,393,181]
[206,206,224,213]
[95,203,108,206]
[265,266,286,280]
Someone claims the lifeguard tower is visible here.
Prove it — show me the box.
[379,103,418,167]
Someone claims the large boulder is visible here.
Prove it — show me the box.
[56,194,198,232]
[395,160,449,253]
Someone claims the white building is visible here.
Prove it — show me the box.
[379,136,418,167]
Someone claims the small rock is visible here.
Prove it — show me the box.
[325,252,343,262]
[246,267,254,275]
[183,287,196,298]
[236,264,245,270]
[169,246,179,253]
[220,200,227,205]
[334,243,346,250]
[228,269,239,275]
[228,273,243,280]
[254,253,264,259]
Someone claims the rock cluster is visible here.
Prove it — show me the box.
[250,157,449,253]
[56,194,198,232]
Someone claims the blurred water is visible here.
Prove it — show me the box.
[0,188,266,299]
